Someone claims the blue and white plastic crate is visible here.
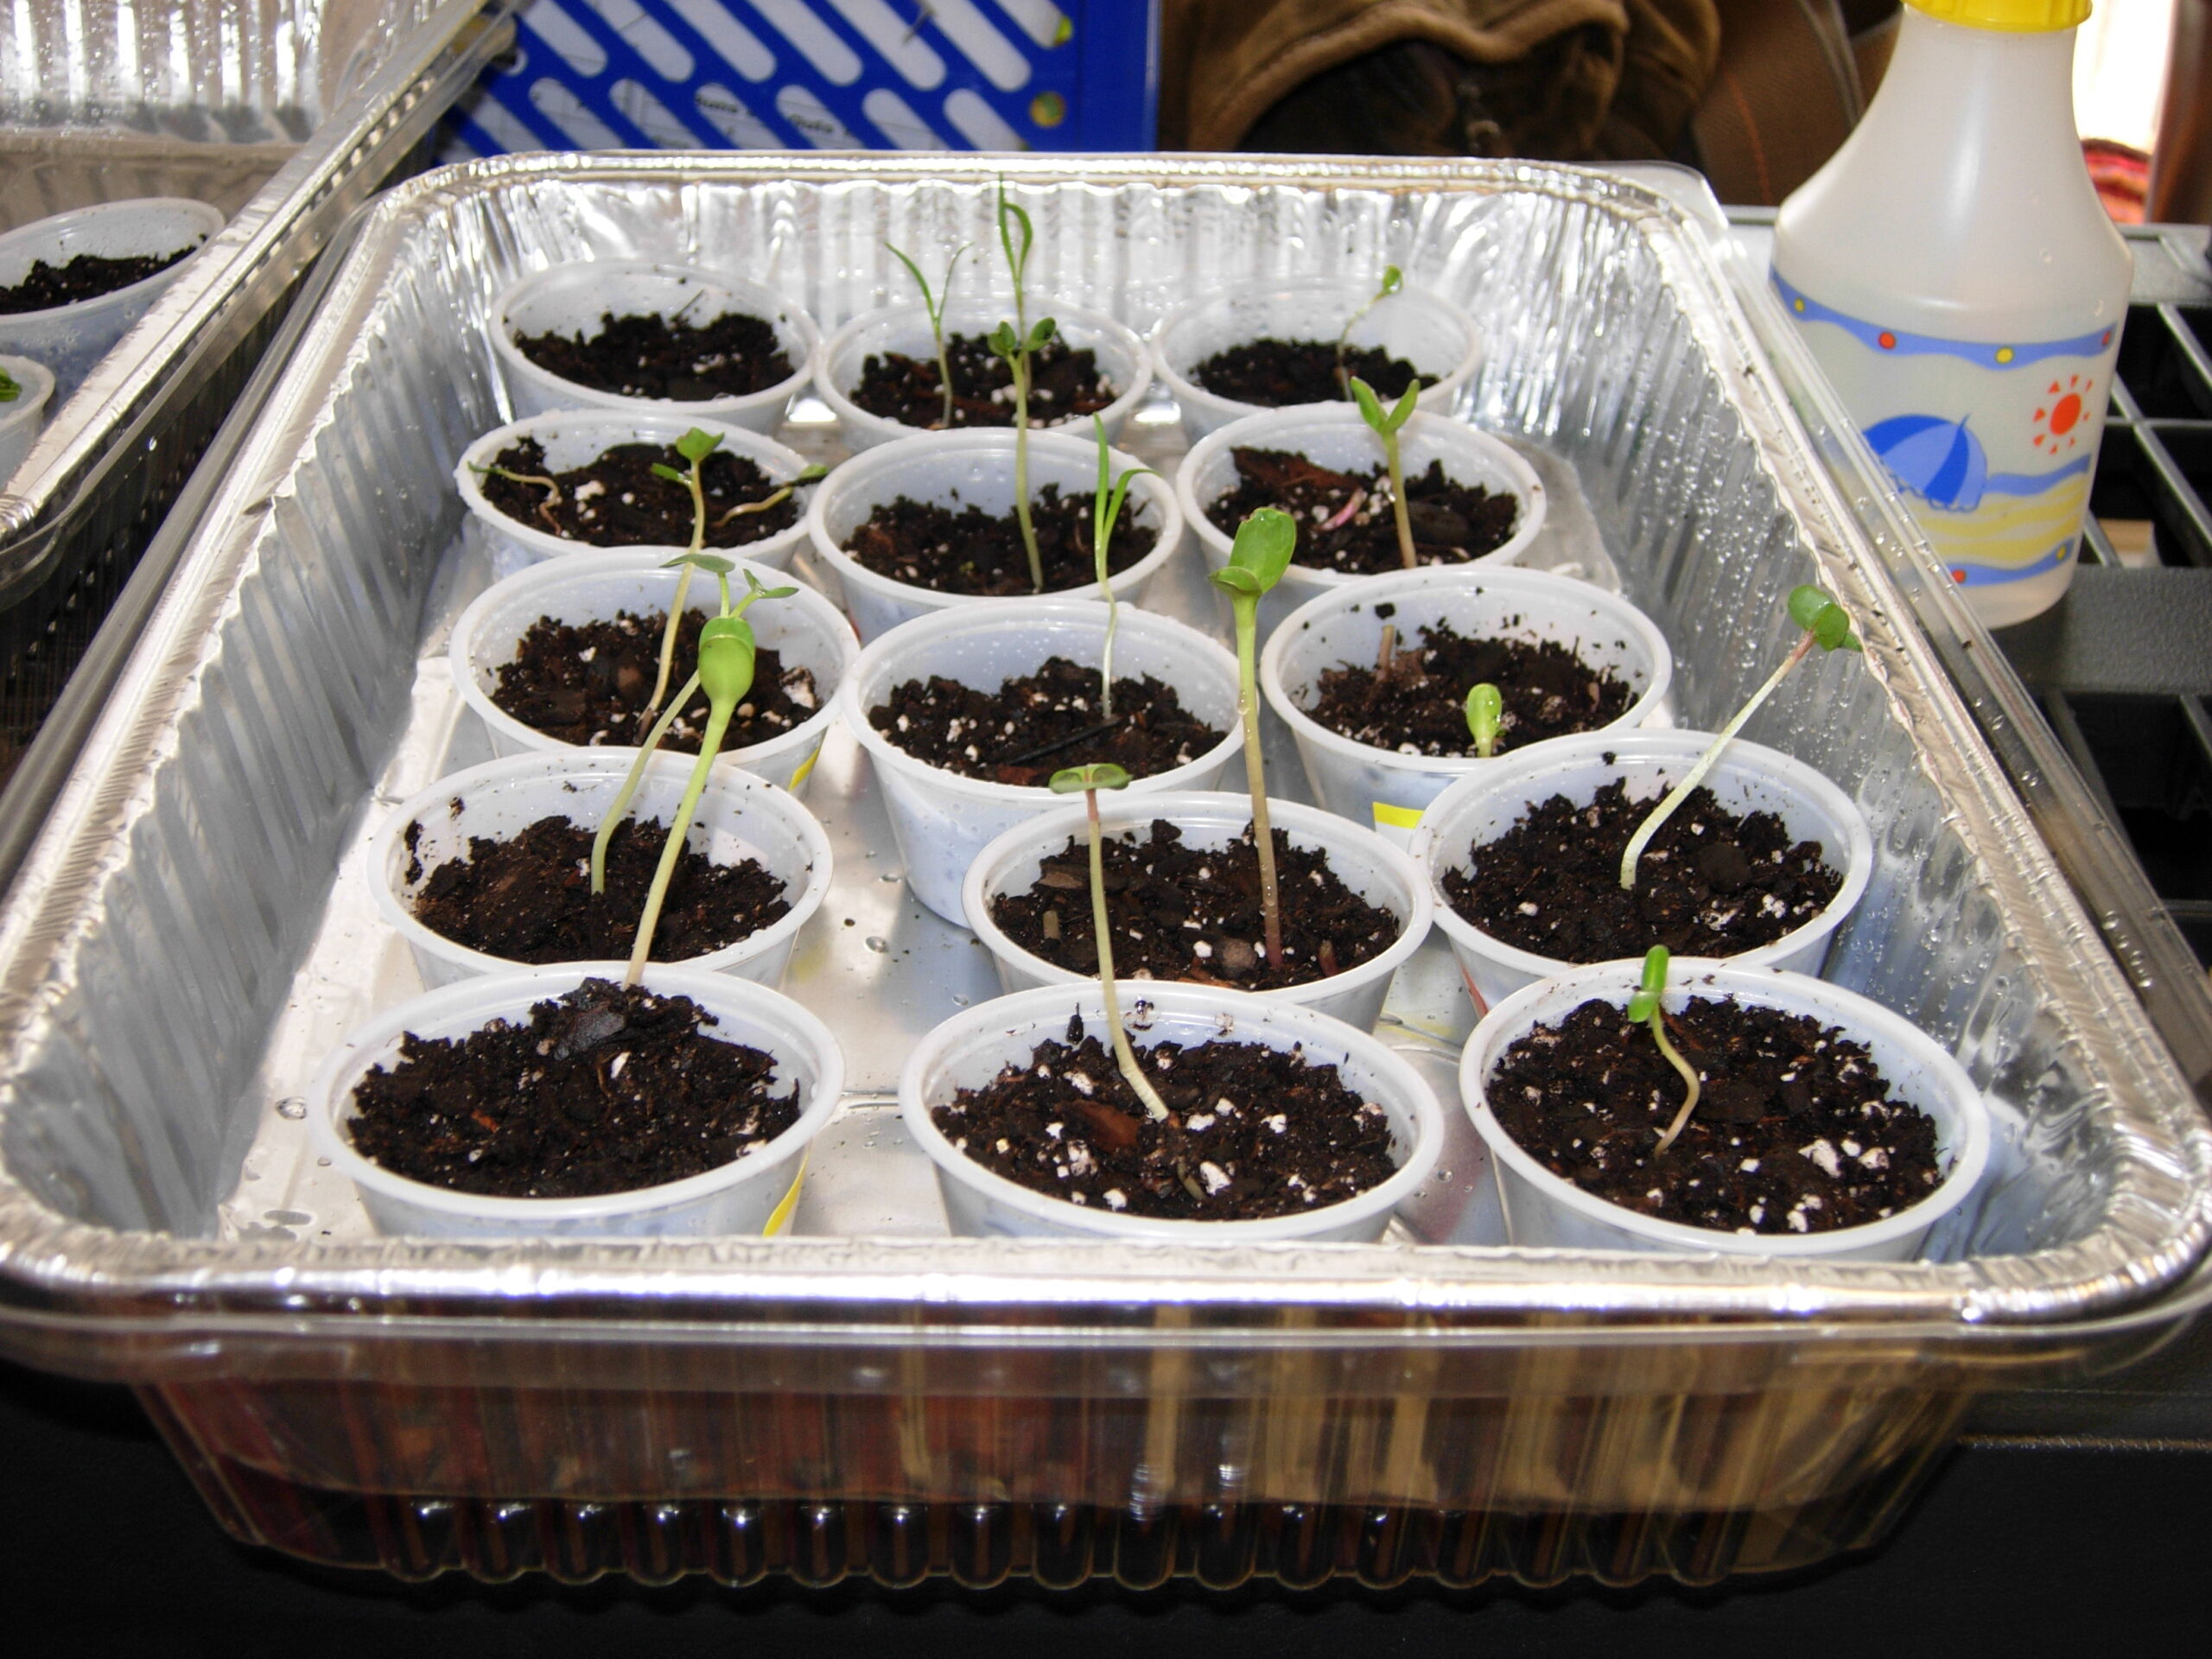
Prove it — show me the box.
[445,0,1158,157]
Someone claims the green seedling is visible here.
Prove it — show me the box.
[1464,682,1503,760]
[715,461,824,528]
[1207,507,1298,968]
[992,181,1056,591]
[592,565,798,984]
[1089,414,1156,720]
[1051,761,1172,1124]
[1629,947,1704,1155]
[887,239,969,429]
[468,458,563,532]
[0,365,18,404]
[643,426,727,714]
[1348,375,1422,571]
[1335,264,1402,385]
[1619,584,1861,890]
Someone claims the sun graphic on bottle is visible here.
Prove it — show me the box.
[2031,374,2092,452]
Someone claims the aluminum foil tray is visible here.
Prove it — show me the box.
[1,155,2207,1589]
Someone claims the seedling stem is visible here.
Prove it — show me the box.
[1050,763,1171,1122]
[1631,947,1705,1154]
[1335,264,1402,388]
[1089,414,1155,720]
[993,182,1054,591]
[888,240,969,429]
[645,428,725,715]
[1349,376,1422,570]
[1207,509,1297,967]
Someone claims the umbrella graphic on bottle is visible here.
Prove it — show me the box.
[1863,413,1987,512]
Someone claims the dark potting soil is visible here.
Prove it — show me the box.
[1207,447,1519,575]
[1192,338,1423,407]
[842,485,1152,596]
[848,332,1117,429]
[1305,617,1634,757]
[1485,994,1942,1236]
[346,976,802,1200]
[512,308,794,401]
[869,658,1223,788]
[0,245,194,314]
[989,819,1400,991]
[404,812,791,964]
[934,1013,1397,1221]
[490,607,819,756]
[479,437,801,549]
[1443,778,1843,963]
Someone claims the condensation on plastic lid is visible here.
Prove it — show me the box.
[1903,0,2088,31]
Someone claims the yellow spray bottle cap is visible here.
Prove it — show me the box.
[1904,0,2091,30]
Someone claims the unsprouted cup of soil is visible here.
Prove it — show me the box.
[1260,565,1674,837]
[1459,959,1989,1261]
[900,982,1446,1241]
[456,411,820,579]
[370,749,832,989]
[838,600,1243,921]
[805,426,1185,643]
[1179,403,1547,639]
[1153,275,1482,442]
[0,354,55,482]
[308,965,844,1239]
[1413,730,1872,1011]
[962,789,1433,1033]
[0,197,225,398]
[489,261,818,432]
[449,550,855,796]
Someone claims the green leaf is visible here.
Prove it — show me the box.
[1788,583,1859,652]
[664,551,736,575]
[1027,317,1056,351]
[696,614,757,706]
[0,366,17,403]
[1388,379,1420,429]
[1786,584,1834,632]
[1377,265,1403,297]
[1625,945,1670,1023]
[1349,377,1386,431]
[676,428,722,464]
[988,320,1020,357]
[1209,566,1262,599]
[743,568,798,601]
[887,243,933,312]
[794,463,830,483]
[1463,683,1503,752]
[650,462,687,484]
[1049,761,1131,794]
[1224,506,1297,593]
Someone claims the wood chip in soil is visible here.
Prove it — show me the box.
[842,484,1151,595]
[868,657,1221,786]
[490,607,819,755]
[1206,446,1518,575]
[848,332,1117,429]
[346,976,802,1200]
[933,1013,1398,1221]
[479,437,802,548]
[1192,336,1423,407]
[989,818,1400,990]
[1444,778,1842,963]
[1304,614,1633,757]
[512,308,793,400]
[0,245,194,313]
[405,812,791,964]
[1485,994,1942,1236]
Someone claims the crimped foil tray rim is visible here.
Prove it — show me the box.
[0,152,2204,1338]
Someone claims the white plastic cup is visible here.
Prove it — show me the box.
[489,261,819,432]
[308,964,845,1238]
[455,410,817,581]
[0,198,226,399]
[961,790,1433,1033]
[1260,565,1675,838]
[838,601,1243,923]
[0,354,56,483]
[369,749,833,990]
[805,427,1185,644]
[1460,959,1990,1261]
[448,550,854,797]
[1412,731,1874,1012]
[813,299,1152,452]
[1179,404,1548,641]
[1153,276,1483,443]
[902,982,1446,1241]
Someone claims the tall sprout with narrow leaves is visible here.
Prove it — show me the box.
[1349,375,1422,571]
[887,240,969,429]
[1335,264,1402,387]
[1629,947,1704,1154]
[1050,762,1171,1123]
[1620,585,1861,889]
[1208,508,1297,968]
[991,183,1055,592]
[1465,682,1503,759]
[1089,414,1155,720]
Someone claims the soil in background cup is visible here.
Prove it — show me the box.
[1460,959,1989,1261]
[448,550,854,797]
[901,981,1446,1240]
[1154,276,1482,443]
[1412,730,1873,1013]
[1179,404,1547,642]
[308,965,844,1238]
[813,299,1152,453]
[1262,565,1675,841]
[838,601,1243,922]
[805,426,1185,643]
[0,354,56,483]
[370,749,833,990]
[490,261,819,432]
[455,411,818,582]
[0,197,226,399]
[962,789,1433,1033]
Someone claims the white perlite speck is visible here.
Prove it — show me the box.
[1198,1161,1231,1194]
[1103,1189,1128,1211]
[1800,1138,1842,1179]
